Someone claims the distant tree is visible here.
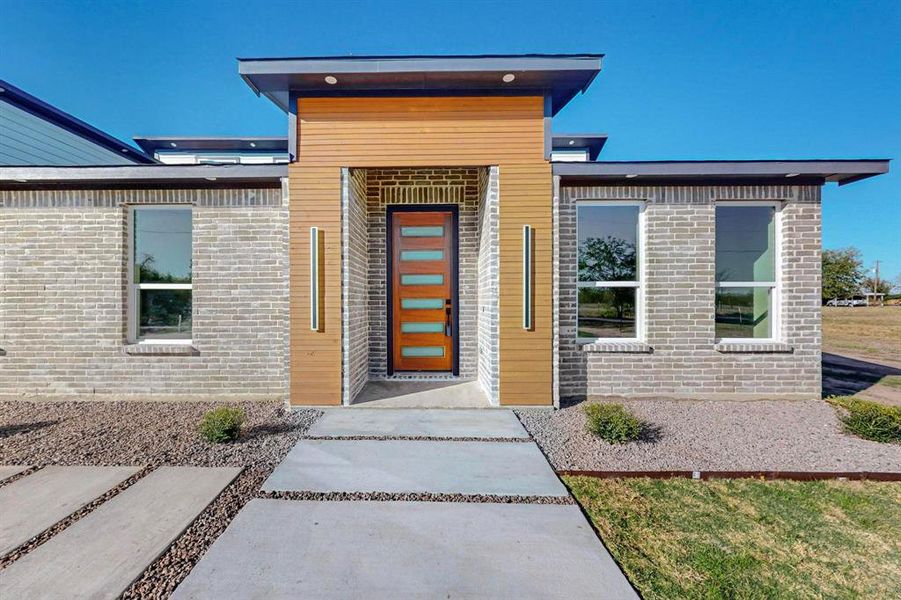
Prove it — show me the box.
[893,274,901,294]
[863,277,892,295]
[579,236,637,321]
[822,247,864,302]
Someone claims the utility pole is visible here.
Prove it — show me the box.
[874,260,881,293]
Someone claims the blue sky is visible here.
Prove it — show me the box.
[2,0,898,280]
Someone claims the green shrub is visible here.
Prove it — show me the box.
[584,403,643,444]
[199,406,245,443]
[828,396,901,444]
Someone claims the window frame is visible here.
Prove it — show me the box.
[126,205,194,345]
[714,200,782,343]
[575,200,646,344]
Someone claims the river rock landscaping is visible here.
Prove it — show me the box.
[516,399,901,472]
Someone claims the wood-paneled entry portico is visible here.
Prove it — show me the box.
[388,207,457,374]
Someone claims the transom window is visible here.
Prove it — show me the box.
[128,206,193,343]
[577,202,643,342]
[715,203,779,340]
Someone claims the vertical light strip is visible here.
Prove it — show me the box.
[310,226,319,331]
[522,225,532,330]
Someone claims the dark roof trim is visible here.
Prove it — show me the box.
[553,160,890,186]
[0,80,156,164]
[133,136,288,155]
[552,133,608,160]
[238,53,605,61]
[238,54,603,116]
[0,164,286,189]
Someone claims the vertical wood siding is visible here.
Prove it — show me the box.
[289,96,551,406]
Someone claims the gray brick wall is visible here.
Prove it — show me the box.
[365,168,480,379]
[0,187,289,400]
[556,184,822,400]
[477,167,500,404]
[341,168,370,404]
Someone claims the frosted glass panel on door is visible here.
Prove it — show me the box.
[401,226,444,237]
[400,250,444,261]
[401,322,445,333]
[401,346,446,357]
[401,274,444,285]
[401,298,444,309]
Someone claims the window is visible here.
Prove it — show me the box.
[128,207,192,343]
[577,202,643,342]
[715,203,779,340]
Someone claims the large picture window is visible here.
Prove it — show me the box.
[715,203,779,340]
[128,206,193,343]
[577,202,643,342]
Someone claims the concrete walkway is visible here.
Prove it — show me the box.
[1,466,239,600]
[0,465,139,555]
[175,409,637,599]
[0,466,29,483]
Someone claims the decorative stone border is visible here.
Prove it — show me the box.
[258,489,574,505]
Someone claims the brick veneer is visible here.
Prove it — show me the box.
[0,187,289,400]
[477,167,500,404]
[341,168,370,404]
[555,184,822,400]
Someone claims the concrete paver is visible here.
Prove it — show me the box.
[0,466,240,600]
[309,408,529,438]
[0,466,30,483]
[0,465,140,555]
[172,499,637,600]
[263,439,567,496]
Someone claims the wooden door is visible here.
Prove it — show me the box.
[389,209,456,373]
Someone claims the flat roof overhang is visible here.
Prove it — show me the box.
[238,54,603,116]
[554,160,890,186]
[551,133,608,160]
[0,164,287,190]
[134,136,288,155]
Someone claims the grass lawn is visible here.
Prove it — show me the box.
[565,476,901,600]
[823,306,901,362]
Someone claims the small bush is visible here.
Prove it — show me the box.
[199,406,245,443]
[828,396,901,444]
[584,403,643,444]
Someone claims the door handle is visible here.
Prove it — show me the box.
[445,299,452,337]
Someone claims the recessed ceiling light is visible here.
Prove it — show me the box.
[785,172,799,178]
[170,142,178,148]
[0,87,6,93]
[249,142,256,148]
[502,73,515,83]
[324,75,338,85]
[205,177,217,181]
[15,179,27,183]
[568,140,576,146]
[625,174,638,178]
[121,148,129,152]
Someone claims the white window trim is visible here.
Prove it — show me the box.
[127,205,194,345]
[576,200,646,344]
[714,200,782,344]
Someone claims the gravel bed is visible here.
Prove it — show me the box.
[259,490,574,505]
[0,400,321,598]
[0,400,320,468]
[303,435,532,442]
[516,399,901,472]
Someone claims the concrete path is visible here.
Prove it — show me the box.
[264,439,566,496]
[309,407,529,438]
[175,408,637,598]
[0,466,240,600]
[173,499,638,600]
[0,465,139,555]
[0,466,29,484]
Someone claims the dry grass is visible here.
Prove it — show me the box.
[566,476,901,600]
[823,306,901,362]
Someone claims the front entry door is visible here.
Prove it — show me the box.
[389,208,456,373]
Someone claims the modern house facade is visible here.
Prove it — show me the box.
[0,54,889,407]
